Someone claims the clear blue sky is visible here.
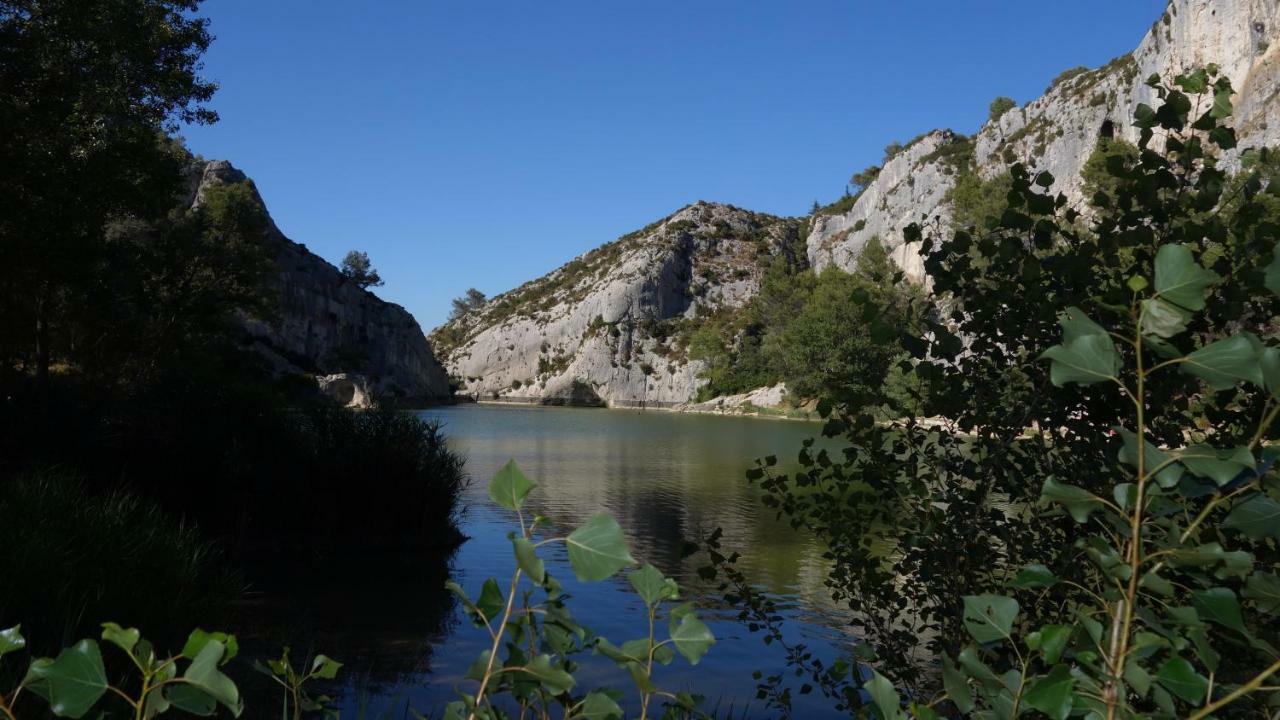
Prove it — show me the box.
[182,0,1166,331]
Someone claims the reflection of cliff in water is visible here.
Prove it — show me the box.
[230,548,457,707]
[434,404,847,623]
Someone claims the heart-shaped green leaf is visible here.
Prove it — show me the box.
[579,691,623,720]
[865,670,903,720]
[513,537,546,584]
[489,460,536,511]
[1192,587,1248,635]
[1058,306,1107,343]
[99,623,140,655]
[181,630,238,665]
[1156,656,1208,704]
[1036,625,1072,664]
[524,654,575,695]
[475,579,504,622]
[0,626,25,660]
[629,564,679,606]
[942,656,974,713]
[566,514,635,581]
[1181,335,1264,390]
[1116,428,1183,488]
[1041,478,1107,523]
[1141,298,1191,338]
[310,654,342,680]
[23,640,108,719]
[961,595,1019,644]
[670,611,715,666]
[1266,243,1280,297]
[1244,572,1280,613]
[1179,445,1254,486]
[1024,664,1075,720]
[1009,564,1057,589]
[1154,244,1218,310]
[181,639,243,717]
[1124,660,1152,697]
[166,684,216,717]
[1223,493,1280,540]
[595,639,646,666]
[1041,334,1121,386]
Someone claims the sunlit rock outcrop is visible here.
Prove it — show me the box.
[431,203,800,406]
[808,0,1280,275]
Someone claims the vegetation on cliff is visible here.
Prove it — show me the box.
[689,235,925,409]
[696,67,1280,719]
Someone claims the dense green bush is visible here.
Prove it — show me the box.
[689,236,925,409]
[699,67,1280,717]
[988,96,1017,123]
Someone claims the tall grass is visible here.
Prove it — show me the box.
[0,470,241,654]
[278,404,468,552]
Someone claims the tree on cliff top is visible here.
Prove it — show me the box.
[987,95,1016,123]
[340,250,384,289]
[449,288,487,319]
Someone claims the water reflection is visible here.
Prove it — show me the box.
[242,404,856,718]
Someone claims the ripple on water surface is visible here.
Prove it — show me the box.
[266,404,859,718]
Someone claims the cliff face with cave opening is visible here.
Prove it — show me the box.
[435,0,1280,408]
[191,160,451,403]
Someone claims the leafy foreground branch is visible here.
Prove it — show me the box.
[920,67,1280,720]
[0,460,716,720]
[701,66,1280,719]
[442,460,716,720]
[0,624,245,720]
[927,236,1280,719]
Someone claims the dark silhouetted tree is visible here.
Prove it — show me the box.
[0,0,218,386]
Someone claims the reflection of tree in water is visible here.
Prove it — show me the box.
[229,547,458,710]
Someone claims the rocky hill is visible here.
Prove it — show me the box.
[191,160,451,403]
[809,0,1280,277]
[435,0,1278,409]
[431,203,801,405]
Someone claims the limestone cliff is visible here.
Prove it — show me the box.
[809,0,1280,275]
[431,203,801,405]
[435,0,1278,408]
[190,160,451,403]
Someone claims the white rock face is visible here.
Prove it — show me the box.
[433,203,800,405]
[437,0,1279,408]
[191,161,451,402]
[316,373,375,409]
[684,383,791,414]
[809,0,1280,275]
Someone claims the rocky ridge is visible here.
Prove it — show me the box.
[191,160,451,403]
[436,0,1278,409]
[809,0,1280,276]
[432,203,800,405]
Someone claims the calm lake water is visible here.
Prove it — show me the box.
[249,404,857,718]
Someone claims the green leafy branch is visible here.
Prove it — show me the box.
[443,460,716,720]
